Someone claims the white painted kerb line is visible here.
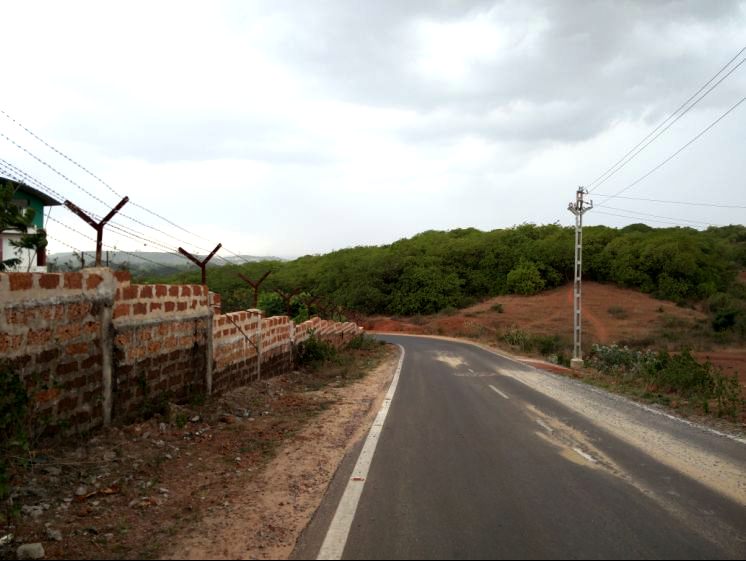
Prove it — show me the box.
[317,344,406,561]
[489,384,510,400]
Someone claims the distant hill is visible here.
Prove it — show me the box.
[48,251,281,275]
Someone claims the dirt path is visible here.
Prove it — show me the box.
[165,349,399,560]
[565,285,610,343]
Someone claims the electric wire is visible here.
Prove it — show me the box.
[0,159,229,265]
[1,109,252,264]
[595,96,746,207]
[592,193,746,210]
[592,210,701,228]
[587,45,746,192]
[599,205,718,227]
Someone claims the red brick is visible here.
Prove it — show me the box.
[66,342,89,356]
[165,301,176,313]
[35,388,62,404]
[122,286,139,300]
[115,270,132,283]
[181,286,192,297]
[192,286,203,297]
[169,286,180,297]
[177,302,187,312]
[150,302,163,312]
[64,272,83,290]
[133,303,148,316]
[67,302,93,321]
[27,329,53,347]
[57,361,80,376]
[40,304,65,322]
[39,274,61,289]
[9,273,33,291]
[140,286,153,298]
[38,348,60,363]
[86,274,103,290]
[82,355,102,369]
[6,308,31,324]
[113,304,130,319]
[156,285,168,298]
[55,324,81,342]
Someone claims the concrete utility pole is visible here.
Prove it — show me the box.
[567,187,593,369]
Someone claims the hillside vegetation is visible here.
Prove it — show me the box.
[146,223,746,341]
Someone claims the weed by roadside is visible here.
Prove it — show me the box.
[589,345,744,421]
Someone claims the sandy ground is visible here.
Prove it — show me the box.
[165,349,399,560]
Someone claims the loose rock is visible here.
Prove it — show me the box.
[17,543,45,560]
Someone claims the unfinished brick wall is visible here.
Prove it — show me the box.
[112,284,210,420]
[212,310,262,394]
[1,270,364,436]
[0,269,120,434]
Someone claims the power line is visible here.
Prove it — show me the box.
[600,205,718,227]
[593,209,704,228]
[587,46,746,193]
[596,96,746,207]
[0,131,113,209]
[0,109,123,198]
[1,110,252,265]
[592,193,746,210]
[0,158,210,264]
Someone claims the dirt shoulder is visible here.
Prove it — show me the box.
[2,343,399,560]
[165,346,398,560]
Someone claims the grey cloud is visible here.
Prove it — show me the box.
[262,0,746,144]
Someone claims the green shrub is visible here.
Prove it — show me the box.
[1,362,30,520]
[534,335,563,356]
[346,334,382,351]
[506,261,545,296]
[296,332,337,368]
[501,328,534,352]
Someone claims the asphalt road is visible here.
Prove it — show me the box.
[293,335,746,560]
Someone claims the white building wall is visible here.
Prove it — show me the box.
[1,230,47,273]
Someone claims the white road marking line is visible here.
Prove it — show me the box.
[468,368,475,373]
[317,345,406,561]
[573,447,598,464]
[537,419,554,434]
[489,385,510,400]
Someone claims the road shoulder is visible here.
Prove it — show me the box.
[165,345,400,560]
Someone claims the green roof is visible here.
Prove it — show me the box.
[0,176,62,206]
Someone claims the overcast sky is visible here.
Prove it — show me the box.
[1,0,745,260]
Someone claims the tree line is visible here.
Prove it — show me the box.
[144,223,746,336]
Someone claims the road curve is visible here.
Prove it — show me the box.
[294,334,746,560]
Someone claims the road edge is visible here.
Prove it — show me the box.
[316,344,406,560]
